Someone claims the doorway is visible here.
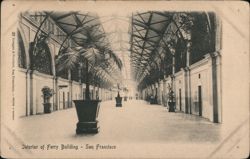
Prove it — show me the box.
[198,86,202,116]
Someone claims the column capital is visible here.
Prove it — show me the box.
[210,51,221,58]
[26,69,33,74]
[204,53,210,60]
[159,80,164,84]
[157,79,161,83]
[182,67,190,72]
[154,82,158,88]
[170,74,175,79]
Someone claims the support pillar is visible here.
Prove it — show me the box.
[150,84,154,96]
[93,85,96,100]
[183,67,191,114]
[53,77,58,111]
[154,83,157,97]
[158,80,163,105]
[183,40,192,114]
[96,86,100,99]
[209,52,221,123]
[29,70,34,115]
[26,70,31,116]
[163,77,167,106]
[68,69,72,108]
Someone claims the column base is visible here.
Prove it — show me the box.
[116,103,122,107]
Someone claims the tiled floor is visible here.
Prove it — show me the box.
[17,100,221,143]
[8,100,224,158]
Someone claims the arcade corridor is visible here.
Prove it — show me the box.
[16,11,222,123]
[1,3,249,158]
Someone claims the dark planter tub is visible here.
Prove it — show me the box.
[150,97,158,104]
[168,102,176,112]
[43,103,51,113]
[115,97,122,107]
[73,100,101,134]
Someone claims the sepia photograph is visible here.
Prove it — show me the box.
[1,1,249,158]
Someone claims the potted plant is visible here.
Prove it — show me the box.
[115,91,122,107]
[168,89,176,112]
[150,92,158,104]
[41,86,54,113]
[123,87,128,101]
[56,26,122,134]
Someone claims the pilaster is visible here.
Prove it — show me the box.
[158,80,163,104]
[29,70,34,115]
[26,69,32,116]
[183,67,192,114]
[163,77,167,106]
[53,76,58,111]
[209,52,221,123]
[68,69,72,108]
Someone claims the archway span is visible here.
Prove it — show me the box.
[17,26,31,69]
[29,34,53,75]
[17,30,27,69]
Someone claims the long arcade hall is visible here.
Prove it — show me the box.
[3,8,249,158]
[16,11,222,123]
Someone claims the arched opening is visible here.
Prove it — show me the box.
[17,30,27,69]
[29,34,53,75]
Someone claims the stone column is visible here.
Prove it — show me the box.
[181,68,186,113]
[209,52,221,123]
[171,50,177,109]
[29,70,34,115]
[163,77,167,106]
[96,85,99,100]
[98,87,101,100]
[26,70,31,116]
[53,76,58,111]
[184,41,192,114]
[150,84,153,96]
[183,67,191,114]
[68,69,72,108]
[153,83,157,97]
[93,85,96,100]
[155,82,159,104]
[158,80,163,105]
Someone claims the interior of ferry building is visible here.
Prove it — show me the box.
[14,11,234,144]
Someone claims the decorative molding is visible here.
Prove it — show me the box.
[32,70,54,79]
[17,67,27,73]
[175,70,182,77]
[57,77,70,83]
[189,56,209,70]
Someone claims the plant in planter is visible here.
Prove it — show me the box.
[167,88,176,112]
[56,26,122,134]
[115,85,122,107]
[123,87,128,101]
[41,86,54,113]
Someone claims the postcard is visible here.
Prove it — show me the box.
[1,0,249,158]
